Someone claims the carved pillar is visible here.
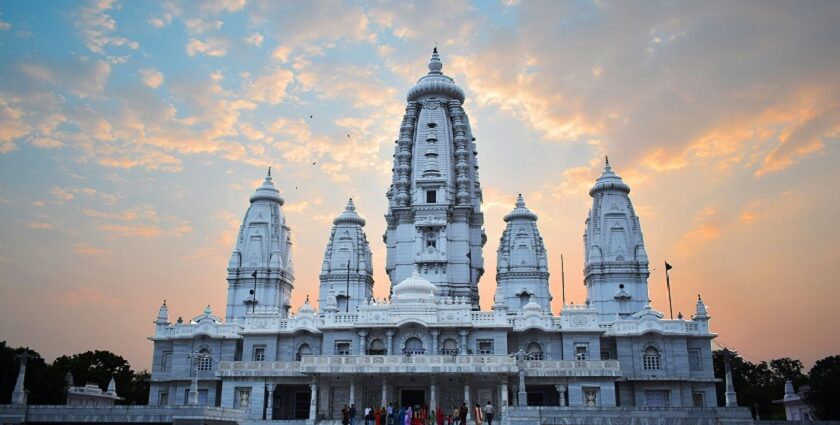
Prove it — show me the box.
[458,330,469,354]
[359,330,368,356]
[381,377,388,407]
[431,330,440,354]
[517,370,527,407]
[385,330,395,355]
[430,376,438,414]
[500,381,509,417]
[309,379,318,420]
[266,383,276,419]
[350,377,356,406]
[555,384,567,407]
[464,379,471,421]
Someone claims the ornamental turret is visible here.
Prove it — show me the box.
[154,300,170,325]
[225,168,294,322]
[318,198,373,313]
[496,194,552,312]
[385,48,485,308]
[583,158,650,320]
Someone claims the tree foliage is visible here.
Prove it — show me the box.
[807,355,840,420]
[713,350,806,419]
[0,341,148,405]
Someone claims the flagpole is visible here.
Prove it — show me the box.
[560,254,566,306]
[665,261,673,319]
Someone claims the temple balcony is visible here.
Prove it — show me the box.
[216,356,622,378]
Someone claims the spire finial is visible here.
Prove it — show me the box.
[428,46,442,73]
[515,193,525,208]
[305,294,310,304]
[268,166,271,177]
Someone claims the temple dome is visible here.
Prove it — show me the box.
[503,194,538,222]
[406,48,465,103]
[392,271,438,301]
[589,157,630,197]
[333,198,366,226]
[523,301,543,315]
[298,295,316,315]
[250,168,285,204]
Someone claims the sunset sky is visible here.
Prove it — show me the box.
[0,0,838,371]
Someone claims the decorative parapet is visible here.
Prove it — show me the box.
[150,322,242,340]
[217,361,306,377]
[217,356,621,378]
[605,318,713,336]
[522,360,621,377]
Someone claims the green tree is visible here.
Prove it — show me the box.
[807,355,840,419]
[52,350,144,405]
[713,351,804,419]
[0,341,65,404]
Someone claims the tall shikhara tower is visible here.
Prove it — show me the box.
[385,48,485,308]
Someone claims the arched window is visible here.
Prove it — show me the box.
[196,348,213,371]
[526,342,544,360]
[642,346,662,370]
[368,339,386,355]
[441,338,458,356]
[296,343,313,361]
[403,337,424,355]
[519,292,531,308]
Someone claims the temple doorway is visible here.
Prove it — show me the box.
[400,389,426,408]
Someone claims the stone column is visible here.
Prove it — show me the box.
[266,383,276,420]
[350,377,356,406]
[381,377,388,407]
[458,330,469,354]
[500,381,509,418]
[386,330,395,355]
[464,379,471,421]
[11,354,28,405]
[723,349,738,407]
[430,330,440,355]
[517,369,527,407]
[555,384,567,407]
[359,330,368,356]
[430,376,438,414]
[310,379,319,421]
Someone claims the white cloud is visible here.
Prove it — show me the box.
[139,68,165,88]
[76,0,140,55]
[244,32,264,47]
[186,37,228,57]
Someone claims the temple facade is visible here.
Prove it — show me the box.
[145,50,725,424]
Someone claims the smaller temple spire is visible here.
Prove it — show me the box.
[106,377,116,395]
[155,300,170,325]
[428,46,443,74]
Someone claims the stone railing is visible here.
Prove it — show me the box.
[302,355,518,374]
[0,405,246,423]
[217,360,305,377]
[154,323,242,338]
[522,359,622,377]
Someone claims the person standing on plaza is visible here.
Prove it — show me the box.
[459,403,467,425]
[483,402,494,425]
[342,405,350,425]
[472,403,483,425]
[404,406,413,425]
[436,405,444,425]
[365,405,372,425]
[387,403,394,425]
[350,404,357,425]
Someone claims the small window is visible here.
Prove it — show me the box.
[600,350,611,360]
[441,338,458,355]
[688,349,702,371]
[643,347,662,370]
[335,341,351,356]
[526,342,543,360]
[161,351,172,372]
[519,293,531,308]
[426,190,436,203]
[575,344,588,361]
[297,343,313,361]
[253,346,266,362]
[404,337,424,355]
[158,392,169,406]
[644,390,669,407]
[477,339,494,355]
[692,392,705,407]
[235,387,251,408]
[196,349,213,371]
[368,339,386,355]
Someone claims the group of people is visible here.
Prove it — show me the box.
[340,401,496,425]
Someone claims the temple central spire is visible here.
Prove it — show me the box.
[385,48,485,308]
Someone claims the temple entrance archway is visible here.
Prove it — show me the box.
[400,389,426,409]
